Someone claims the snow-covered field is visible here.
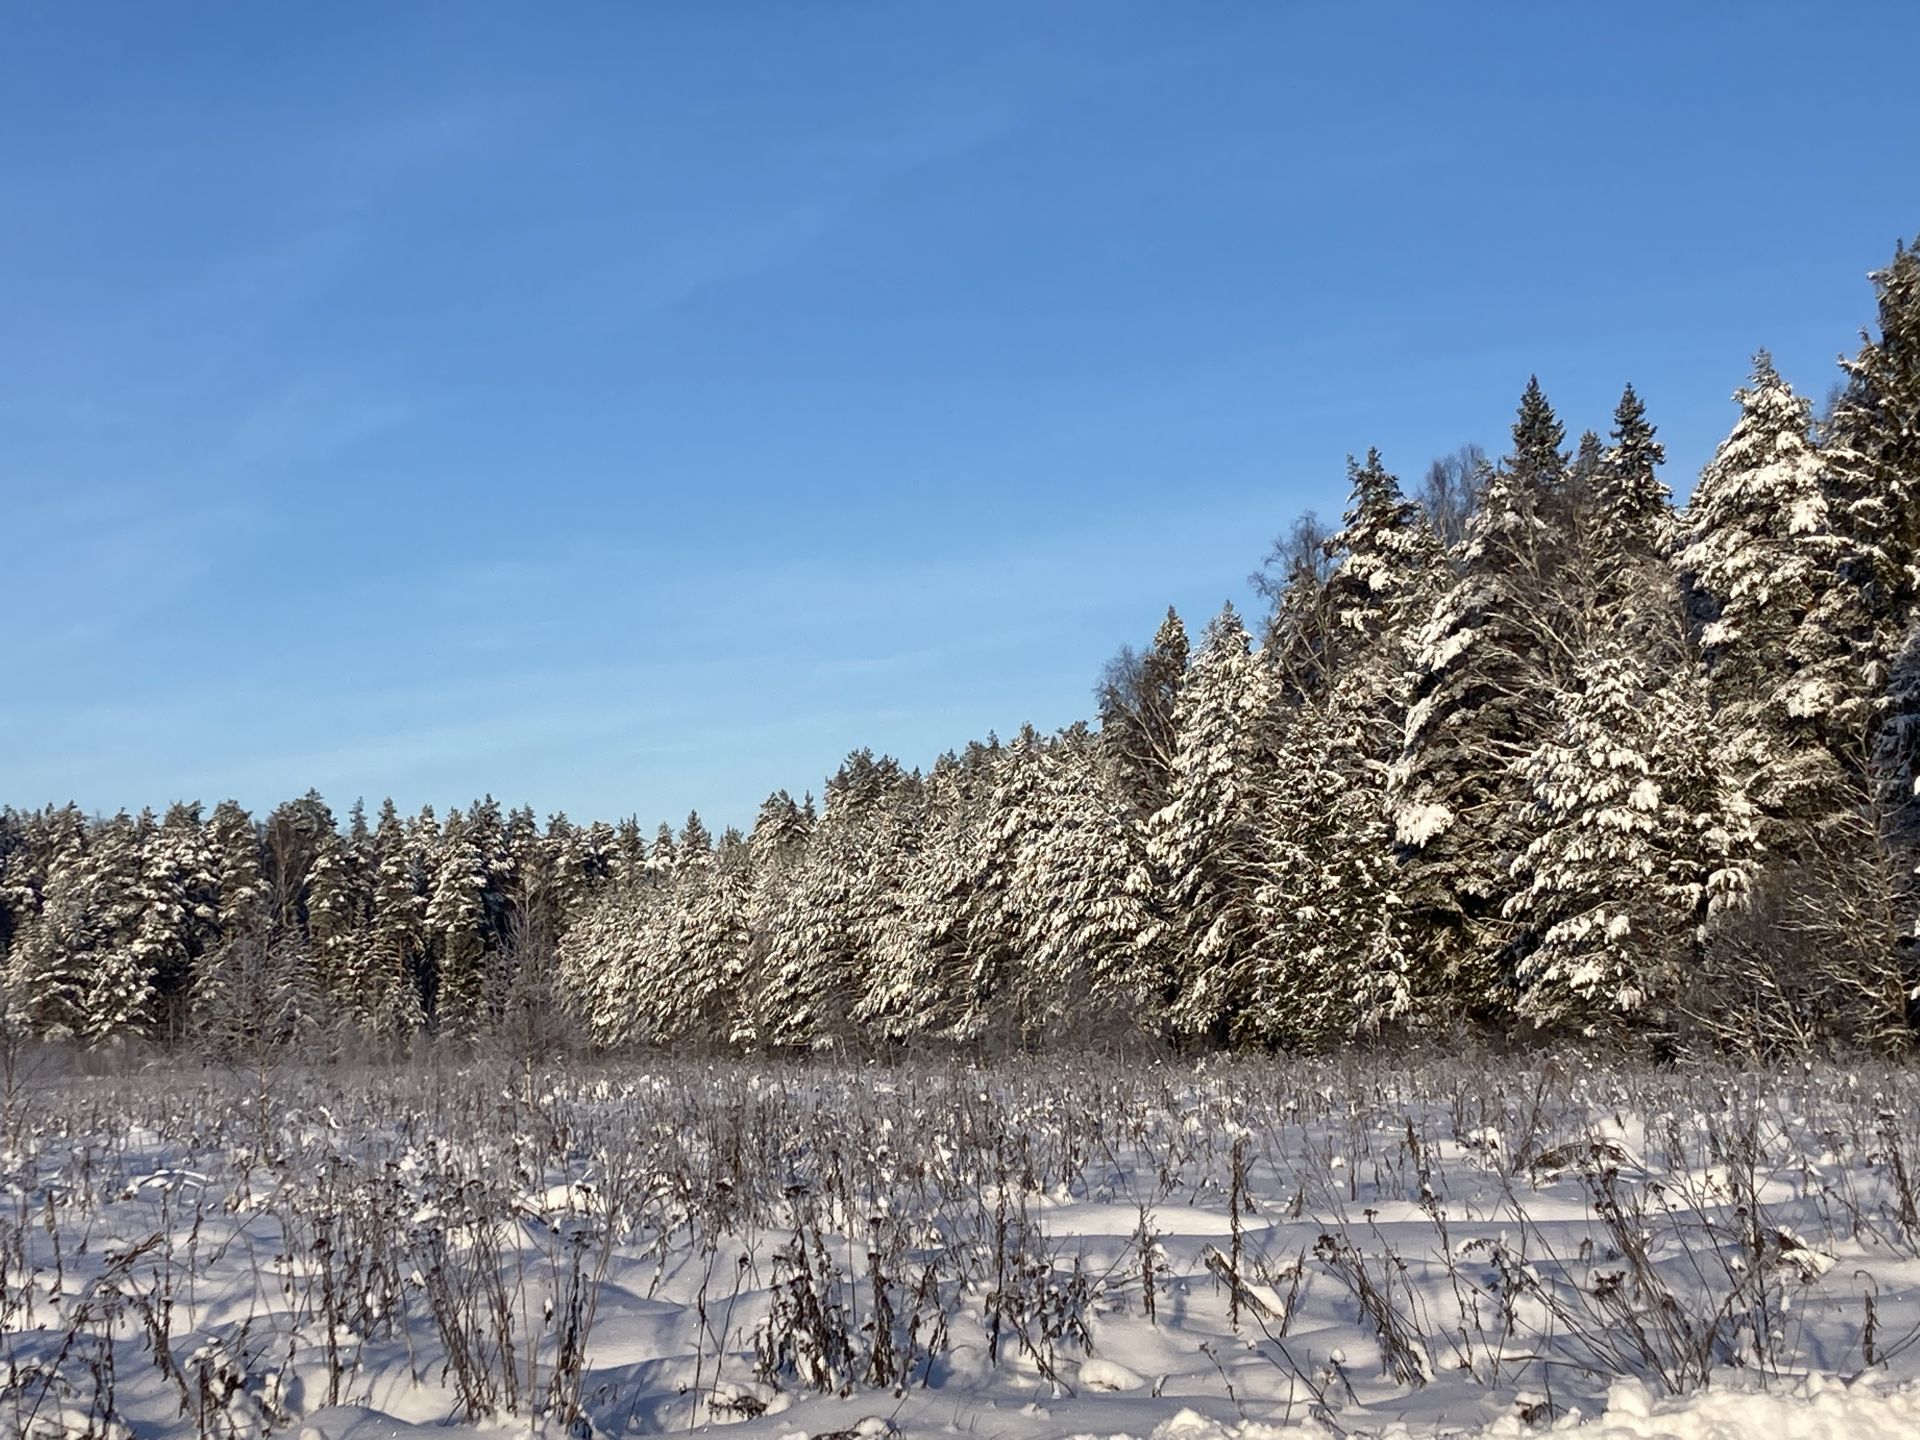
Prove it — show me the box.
[6,1053,1920,1439]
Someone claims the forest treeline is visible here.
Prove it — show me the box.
[4,240,1919,1060]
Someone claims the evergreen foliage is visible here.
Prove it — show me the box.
[9,238,1920,1059]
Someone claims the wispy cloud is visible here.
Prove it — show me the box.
[8,488,262,660]
[223,377,416,473]
[580,95,1020,327]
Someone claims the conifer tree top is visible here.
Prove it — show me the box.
[1598,382,1671,537]
[1510,375,1567,484]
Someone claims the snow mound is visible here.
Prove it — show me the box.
[1078,1357,1147,1392]
[1539,1376,1920,1439]
[1065,1377,1920,1439]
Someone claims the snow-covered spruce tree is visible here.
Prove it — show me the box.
[306,821,372,1035]
[1238,694,1413,1048]
[752,789,812,856]
[612,817,647,893]
[671,824,755,1043]
[206,800,266,943]
[1323,450,1448,674]
[425,806,490,1041]
[78,811,154,1043]
[677,809,712,865]
[1143,604,1277,1041]
[730,789,813,1048]
[131,802,218,1041]
[1840,244,1920,1027]
[758,834,859,1050]
[0,810,32,969]
[3,808,97,1037]
[1390,379,1581,1010]
[571,818,621,905]
[1021,729,1160,1029]
[365,798,427,1047]
[858,761,936,1020]
[842,761,932,1048]
[1803,240,1920,775]
[1596,385,1672,589]
[852,750,976,1043]
[9,807,64,914]
[911,726,1147,1048]
[1318,449,1449,773]
[1677,354,1844,826]
[1506,621,1756,1038]
[469,796,516,980]
[1224,455,1441,1046]
[545,812,582,916]
[1867,621,1920,1030]
[758,752,922,1050]
[646,822,678,885]
[945,729,1049,1044]
[499,802,543,937]
[1504,384,1762,1041]
[554,880,644,1049]
[612,811,746,1046]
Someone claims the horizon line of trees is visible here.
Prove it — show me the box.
[4,236,1919,1060]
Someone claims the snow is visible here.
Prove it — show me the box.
[11,1054,1920,1440]
[1064,1377,1920,1439]
[1394,801,1454,848]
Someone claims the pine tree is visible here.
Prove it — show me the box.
[1098,608,1188,820]
[260,791,334,944]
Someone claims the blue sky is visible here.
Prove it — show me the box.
[3,4,1916,828]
